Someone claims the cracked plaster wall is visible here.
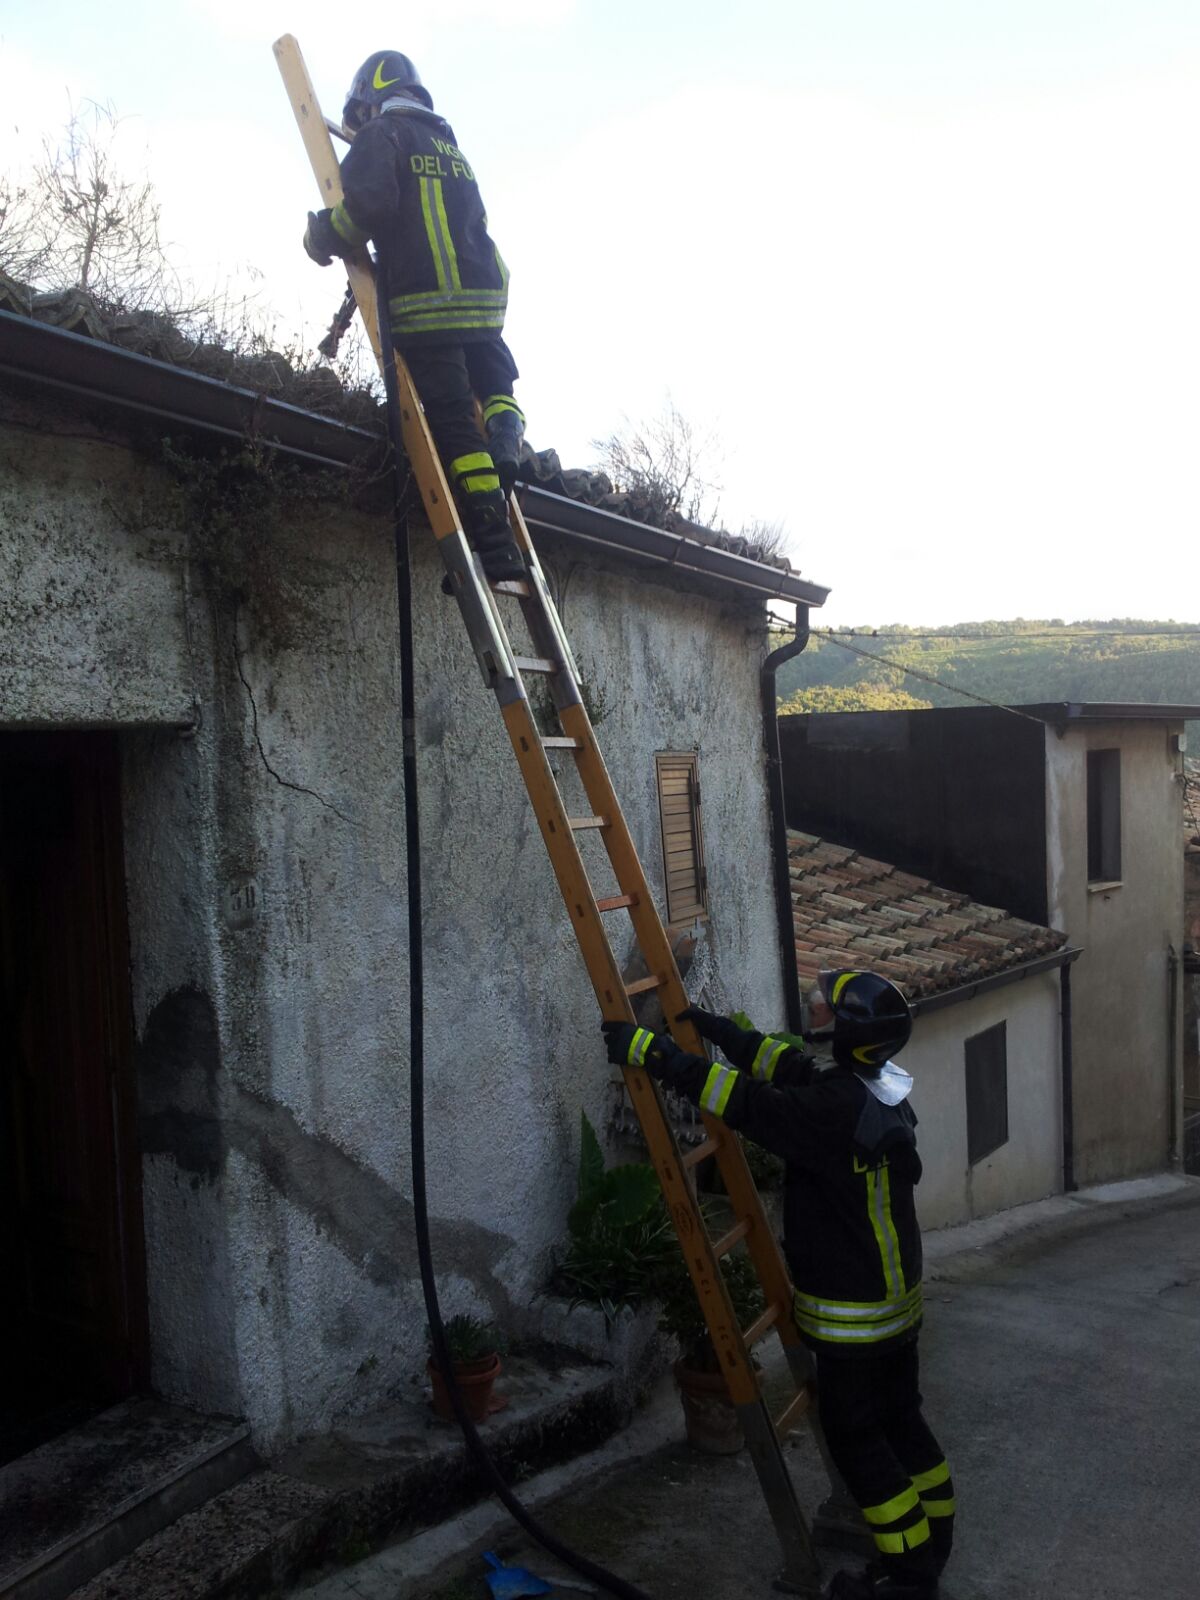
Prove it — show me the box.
[0,395,785,1449]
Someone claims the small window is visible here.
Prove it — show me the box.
[655,752,707,926]
[1086,748,1122,883]
[965,1021,1008,1165]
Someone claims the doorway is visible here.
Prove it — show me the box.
[0,733,148,1464]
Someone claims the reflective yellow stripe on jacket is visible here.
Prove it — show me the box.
[750,1036,789,1082]
[794,1153,921,1346]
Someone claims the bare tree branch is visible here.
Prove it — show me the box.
[591,398,723,527]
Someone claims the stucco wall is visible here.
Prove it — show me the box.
[1045,721,1186,1184]
[0,395,785,1447]
[0,421,195,727]
[904,977,1063,1231]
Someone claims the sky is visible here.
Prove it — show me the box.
[2,2,1198,626]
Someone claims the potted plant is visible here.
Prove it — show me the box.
[427,1314,507,1422]
[655,1247,766,1454]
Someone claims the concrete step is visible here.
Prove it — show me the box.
[66,1348,658,1600]
[0,1397,258,1600]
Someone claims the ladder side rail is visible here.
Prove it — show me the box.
[273,35,383,367]
[274,34,460,545]
[552,696,806,1345]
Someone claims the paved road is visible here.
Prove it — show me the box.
[297,1178,1200,1600]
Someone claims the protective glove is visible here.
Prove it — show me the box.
[675,1006,759,1068]
[303,210,336,267]
[601,1020,681,1078]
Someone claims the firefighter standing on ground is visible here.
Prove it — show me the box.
[303,50,527,583]
[602,969,955,1600]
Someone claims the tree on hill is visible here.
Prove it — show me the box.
[772,621,1200,734]
[779,683,932,714]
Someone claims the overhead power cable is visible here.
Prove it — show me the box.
[811,635,1058,725]
[811,626,1200,643]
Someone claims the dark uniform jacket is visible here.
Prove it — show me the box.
[327,102,509,347]
[662,1034,923,1357]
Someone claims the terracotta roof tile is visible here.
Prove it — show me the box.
[784,829,1068,1001]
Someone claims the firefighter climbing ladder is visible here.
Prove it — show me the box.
[275,35,844,1595]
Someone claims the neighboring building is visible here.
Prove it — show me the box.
[0,310,829,1453]
[1183,831,1200,1174]
[779,703,1197,1188]
[784,830,1076,1228]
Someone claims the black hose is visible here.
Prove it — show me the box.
[375,276,653,1600]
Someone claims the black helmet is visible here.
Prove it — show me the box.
[818,968,912,1070]
[343,51,432,131]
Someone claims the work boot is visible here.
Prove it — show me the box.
[469,511,526,584]
[484,405,525,499]
[824,1562,938,1600]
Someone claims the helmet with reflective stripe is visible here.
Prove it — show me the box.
[818,968,912,1069]
[343,51,433,131]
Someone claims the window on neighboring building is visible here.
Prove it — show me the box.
[965,1021,1008,1165]
[1086,747,1122,884]
[655,752,707,925]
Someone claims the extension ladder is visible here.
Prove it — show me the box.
[274,35,843,1594]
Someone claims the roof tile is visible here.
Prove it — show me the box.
[786,832,1067,1001]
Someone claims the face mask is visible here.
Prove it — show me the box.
[856,1061,913,1105]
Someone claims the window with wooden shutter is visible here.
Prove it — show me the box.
[655,752,708,926]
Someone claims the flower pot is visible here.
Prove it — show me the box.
[673,1357,744,1454]
[427,1352,502,1422]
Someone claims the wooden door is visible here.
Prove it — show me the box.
[0,733,147,1447]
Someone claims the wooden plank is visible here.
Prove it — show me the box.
[625,974,663,997]
[568,815,609,831]
[541,736,581,749]
[514,655,560,675]
[272,35,382,366]
[595,894,636,911]
[712,1218,752,1258]
[682,1137,720,1169]
[743,1303,783,1347]
[775,1388,810,1435]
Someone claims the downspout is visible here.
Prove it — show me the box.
[1060,959,1076,1193]
[1167,944,1180,1169]
[762,604,810,1033]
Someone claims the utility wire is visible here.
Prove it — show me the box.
[812,635,1061,725]
[810,627,1200,643]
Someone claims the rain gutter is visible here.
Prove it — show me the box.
[762,608,811,1033]
[1,312,832,606]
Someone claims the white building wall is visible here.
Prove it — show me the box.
[905,974,1063,1231]
[1045,721,1186,1183]
[0,402,786,1447]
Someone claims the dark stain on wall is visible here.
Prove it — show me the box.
[136,984,515,1315]
[137,985,226,1183]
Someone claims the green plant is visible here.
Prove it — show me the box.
[428,1313,505,1365]
[551,1112,679,1323]
[655,1247,765,1374]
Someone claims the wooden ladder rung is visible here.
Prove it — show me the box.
[625,974,663,997]
[595,893,637,912]
[490,578,531,596]
[514,654,560,674]
[568,815,609,831]
[541,736,582,749]
[774,1388,810,1436]
[712,1218,752,1258]
[742,1303,782,1347]
[682,1136,720,1170]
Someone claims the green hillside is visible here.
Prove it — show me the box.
[775,620,1200,727]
